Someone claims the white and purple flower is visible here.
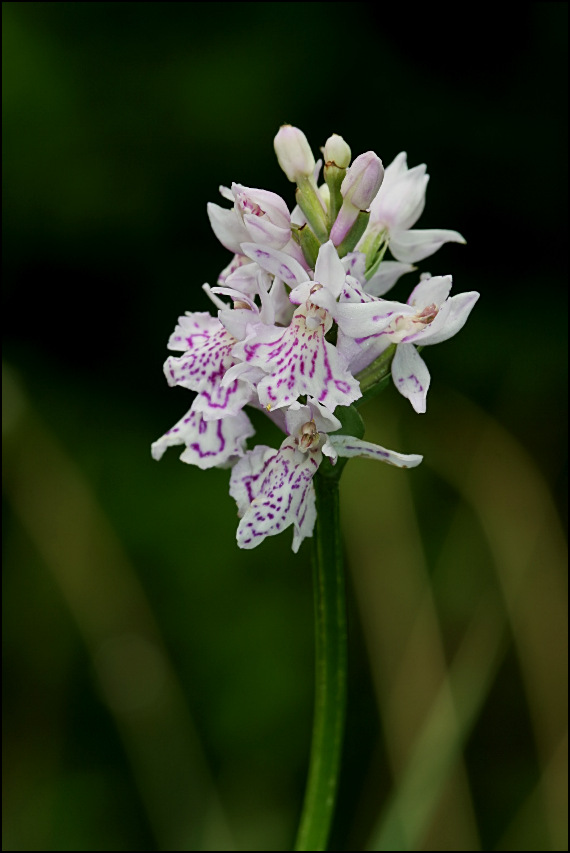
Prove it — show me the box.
[152,126,478,550]
[230,400,422,551]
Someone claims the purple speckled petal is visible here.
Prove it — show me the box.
[164,324,254,419]
[167,312,222,352]
[240,242,308,288]
[327,297,415,339]
[229,444,278,515]
[217,253,250,286]
[164,324,234,390]
[391,343,431,413]
[233,303,361,411]
[342,252,367,283]
[291,482,317,553]
[231,438,320,551]
[328,434,423,468]
[151,405,255,470]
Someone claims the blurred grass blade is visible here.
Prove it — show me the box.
[2,363,234,851]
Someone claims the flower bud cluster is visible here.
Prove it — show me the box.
[153,126,478,551]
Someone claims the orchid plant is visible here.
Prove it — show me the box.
[153,126,479,850]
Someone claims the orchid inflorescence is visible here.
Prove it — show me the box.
[152,126,479,551]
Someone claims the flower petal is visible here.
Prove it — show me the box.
[234,304,361,411]
[418,291,480,346]
[365,261,416,296]
[391,343,431,413]
[389,228,466,264]
[327,434,423,467]
[152,405,254,470]
[231,438,320,550]
[328,297,415,339]
[164,324,235,391]
[285,399,342,437]
[314,240,346,298]
[407,274,453,310]
[166,312,221,352]
[164,324,253,419]
[370,159,428,231]
[207,202,249,254]
[241,242,309,288]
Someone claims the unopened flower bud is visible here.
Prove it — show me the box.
[274,125,315,182]
[323,134,351,168]
[341,151,384,209]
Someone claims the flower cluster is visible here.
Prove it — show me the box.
[153,127,479,550]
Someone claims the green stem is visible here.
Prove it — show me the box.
[294,473,347,852]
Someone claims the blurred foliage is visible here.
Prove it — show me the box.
[3,3,567,850]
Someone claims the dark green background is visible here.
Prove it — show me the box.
[3,3,567,851]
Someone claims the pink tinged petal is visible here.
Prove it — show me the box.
[330,201,360,246]
[207,202,249,254]
[365,261,416,296]
[151,406,254,470]
[417,291,480,346]
[234,185,291,229]
[314,240,347,298]
[242,213,291,249]
[327,434,423,468]
[389,228,466,264]
[340,151,384,209]
[224,262,261,297]
[217,253,250,285]
[240,242,308,287]
[235,304,361,411]
[232,438,320,550]
[407,274,453,310]
[167,312,223,352]
[391,343,430,413]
